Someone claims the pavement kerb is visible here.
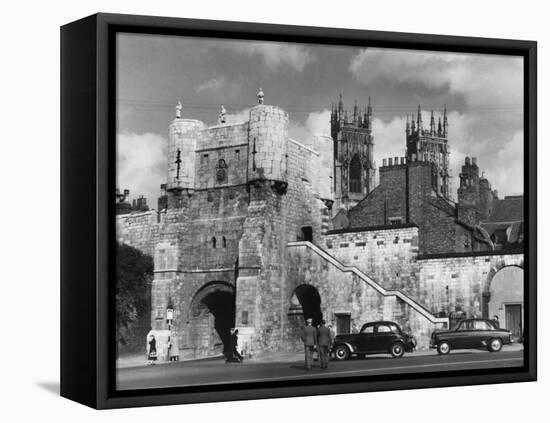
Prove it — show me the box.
[117,343,523,369]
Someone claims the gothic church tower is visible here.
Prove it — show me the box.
[331,95,376,211]
[405,105,451,200]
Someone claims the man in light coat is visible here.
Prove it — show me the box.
[317,320,333,369]
[301,317,317,370]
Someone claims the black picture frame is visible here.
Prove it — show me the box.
[61,12,537,409]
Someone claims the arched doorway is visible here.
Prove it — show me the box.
[293,284,323,325]
[188,282,235,358]
[485,266,523,339]
[287,284,324,350]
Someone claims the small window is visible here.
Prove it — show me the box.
[203,154,209,163]
[241,310,248,325]
[212,237,216,248]
[222,236,227,248]
[389,217,403,226]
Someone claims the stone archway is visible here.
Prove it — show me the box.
[482,265,523,338]
[287,284,323,349]
[187,282,235,358]
[290,284,323,326]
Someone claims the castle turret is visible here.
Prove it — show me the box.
[248,90,289,188]
[166,101,207,193]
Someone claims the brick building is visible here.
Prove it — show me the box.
[116,94,524,359]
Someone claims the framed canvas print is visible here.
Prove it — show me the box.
[60,13,537,409]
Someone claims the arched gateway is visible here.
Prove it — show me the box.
[187,282,235,358]
[287,284,323,349]
[483,265,524,339]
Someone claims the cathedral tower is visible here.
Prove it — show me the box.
[330,95,375,211]
[406,105,451,199]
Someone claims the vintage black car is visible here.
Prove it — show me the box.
[332,321,416,360]
[430,318,514,354]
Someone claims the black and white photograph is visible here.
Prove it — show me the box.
[5,0,548,419]
[114,33,526,391]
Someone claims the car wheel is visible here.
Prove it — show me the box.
[333,345,350,361]
[488,338,503,352]
[390,342,405,358]
[437,341,451,355]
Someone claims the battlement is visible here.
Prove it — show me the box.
[380,152,451,169]
[381,156,407,168]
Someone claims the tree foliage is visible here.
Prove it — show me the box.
[116,242,153,349]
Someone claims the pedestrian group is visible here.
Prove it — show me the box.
[301,318,335,370]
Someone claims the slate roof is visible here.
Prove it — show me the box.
[485,195,524,223]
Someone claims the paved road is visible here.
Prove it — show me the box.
[116,349,523,390]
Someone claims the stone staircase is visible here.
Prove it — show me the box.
[287,241,448,327]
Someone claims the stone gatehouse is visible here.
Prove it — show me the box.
[116,94,524,359]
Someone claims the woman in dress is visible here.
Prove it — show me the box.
[147,334,157,365]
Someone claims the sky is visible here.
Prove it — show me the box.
[116,33,524,207]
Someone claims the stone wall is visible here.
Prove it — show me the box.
[417,252,524,317]
[318,225,523,321]
[286,242,446,349]
[116,211,160,257]
[195,122,249,188]
[322,225,420,293]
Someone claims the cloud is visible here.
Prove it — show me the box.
[484,130,524,196]
[372,115,407,169]
[289,109,331,147]
[116,131,167,208]
[195,77,225,93]
[349,48,523,108]
[194,75,243,98]
[230,42,316,72]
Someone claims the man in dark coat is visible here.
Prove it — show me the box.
[492,315,500,329]
[301,317,317,370]
[317,320,332,369]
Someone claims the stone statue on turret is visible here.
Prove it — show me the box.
[257,88,264,105]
